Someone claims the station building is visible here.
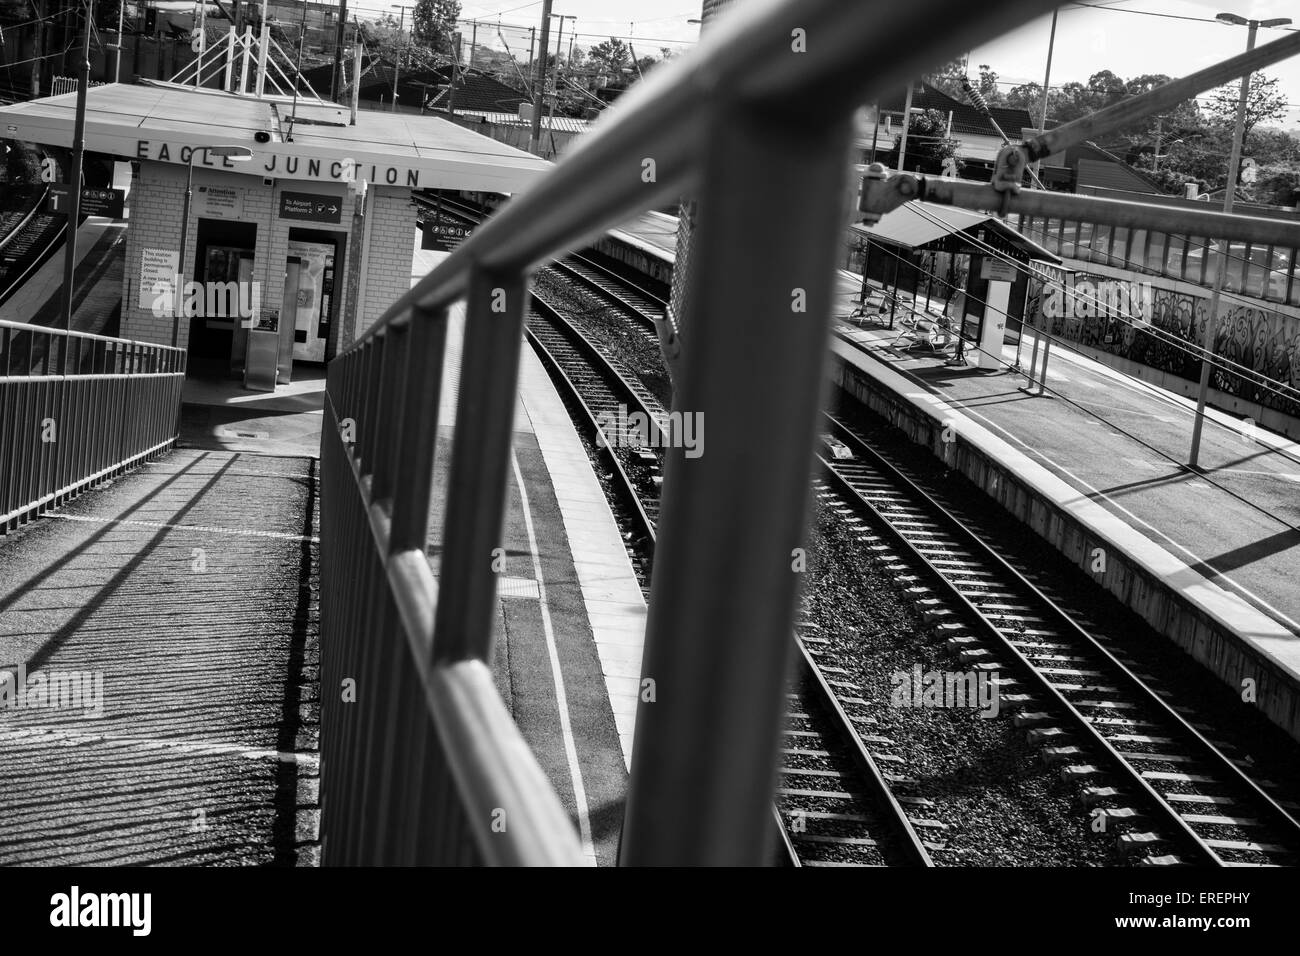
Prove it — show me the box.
[0,81,547,382]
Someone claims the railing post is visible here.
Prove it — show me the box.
[432,268,527,664]
[389,304,449,553]
[619,102,854,865]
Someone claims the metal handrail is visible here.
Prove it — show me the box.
[1,322,185,532]
[320,0,1069,866]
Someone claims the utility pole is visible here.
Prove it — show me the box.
[469,20,477,71]
[60,1,90,332]
[1189,13,1292,468]
[1032,8,1057,181]
[331,0,349,102]
[896,81,914,172]
[527,26,536,93]
[528,0,554,155]
[114,0,126,82]
[448,31,460,116]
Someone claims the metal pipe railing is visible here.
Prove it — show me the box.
[0,319,185,532]
[319,0,1069,865]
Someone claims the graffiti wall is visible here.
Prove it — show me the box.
[1026,266,1300,420]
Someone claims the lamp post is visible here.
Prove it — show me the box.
[1188,12,1293,468]
[175,145,254,347]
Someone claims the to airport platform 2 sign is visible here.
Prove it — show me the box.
[279,191,343,224]
[48,184,125,219]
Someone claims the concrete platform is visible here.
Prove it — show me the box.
[829,271,1300,742]
[414,243,643,866]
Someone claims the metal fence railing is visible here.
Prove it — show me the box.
[317,0,1065,865]
[0,320,186,533]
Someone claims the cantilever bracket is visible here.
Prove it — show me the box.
[857,163,920,226]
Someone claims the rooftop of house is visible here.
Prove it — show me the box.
[877,82,1033,140]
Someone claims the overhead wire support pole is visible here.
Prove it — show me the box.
[1188,17,1278,470]
[60,0,90,332]
[1031,8,1057,181]
[528,0,553,155]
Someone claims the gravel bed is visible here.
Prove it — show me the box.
[802,492,1118,865]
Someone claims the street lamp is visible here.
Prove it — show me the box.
[1189,11,1293,467]
[175,145,254,347]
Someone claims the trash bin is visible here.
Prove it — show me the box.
[245,328,280,392]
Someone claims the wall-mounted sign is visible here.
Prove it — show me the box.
[138,247,180,312]
[133,140,423,188]
[196,185,244,219]
[279,191,342,224]
[48,184,125,218]
[980,258,1019,283]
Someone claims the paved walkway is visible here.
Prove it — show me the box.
[0,448,321,865]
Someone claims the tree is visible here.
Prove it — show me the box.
[884,108,962,176]
[586,37,631,79]
[412,0,460,56]
[1206,72,1289,154]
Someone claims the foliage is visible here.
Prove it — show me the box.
[412,0,460,56]
[1205,72,1289,152]
[883,108,962,176]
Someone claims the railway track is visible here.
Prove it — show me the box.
[525,292,935,865]
[818,413,1300,866]
[430,195,937,867]
[418,189,1300,866]
[0,179,64,308]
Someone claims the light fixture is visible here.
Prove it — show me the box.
[1216,12,1249,26]
[1260,18,1293,28]
[206,146,254,160]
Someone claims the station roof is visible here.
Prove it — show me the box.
[853,200,1062,264]
[0,82,551,193]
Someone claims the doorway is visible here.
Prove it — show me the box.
[186,218,257,377]
[284,228,345,365]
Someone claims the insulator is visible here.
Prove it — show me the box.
[962,76,990,115]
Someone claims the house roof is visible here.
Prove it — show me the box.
[852,200,1061,263]
[302,63,527,114]
[877,82,1032,140]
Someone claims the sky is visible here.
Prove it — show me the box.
[345,0,1300,129]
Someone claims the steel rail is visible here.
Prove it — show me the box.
[822,412,1300,863]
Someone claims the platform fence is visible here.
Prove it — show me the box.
[317,0,1067,865]
[0,320,185,533]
